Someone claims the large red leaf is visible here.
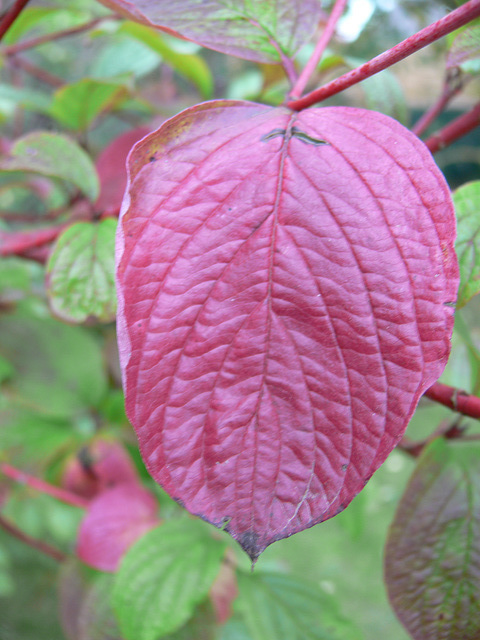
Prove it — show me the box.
[116,101,458,560]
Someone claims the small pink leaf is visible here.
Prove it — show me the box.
[76,483,159,572]
[116,101,458,560]
[95,127,151,215]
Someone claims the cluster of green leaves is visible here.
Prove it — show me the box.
[1,1,480,640]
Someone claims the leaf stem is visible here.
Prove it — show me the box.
[287,0,480,111]
[290,0,348,99]
[7,54,64,87]
[423,101,480,153]
[1,16,116,56]
[0,463,89,509]
[0,0,31,42]
[424,381,480,420]
[412,69,466,137]
[0,513,67,562]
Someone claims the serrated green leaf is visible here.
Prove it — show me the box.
[49,79,129,131]
[46,219,117,324]
[112,518,226,640]
[120,22,213,98]
[385,438,480,640]
[0,132,99,201]
[235,571,363,640]
[0,311,107,418]
[453,181,480,308]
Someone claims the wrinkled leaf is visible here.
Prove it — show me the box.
[77,483,159,572]
[49,79,129,131]
[95,126,150,214]
[98,0,323,63]
[116,101,458,560]
[452,180,480,308]
[112,518,226,640]
[120,22,213,98]
[46,219,117,324]
[385,438,480,640]
[0,132,99,201]
[235,571,363,640]
[0,311,106,418]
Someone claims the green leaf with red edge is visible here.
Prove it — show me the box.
[46,219,117,324]
[112,518,226,640]
[116,100,458,560]
[0,132,99,201]
[97,0,323,63]
[385,438,480,640]
[49,79,130,131]
[453,180,480,308]
[447,20,480,73]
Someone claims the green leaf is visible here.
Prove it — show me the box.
[112,518,226,640]
[2,7,90,45]
[360,70,408,126]
[46,219,117,324]
[92,34,161,79]
[120,22,213,98]
[0,311,107,418]
[447,21,480,73]
[0,84,51,118]
[235,571,364,640]
[385,438,480,640]
[453,181,480,308]
[0,132,99,201]
[49,78,129,131]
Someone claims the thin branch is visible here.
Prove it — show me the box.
[8,54,64,87]
[1,15,115,56]
[0,513,67,562]
[287,0,480,111]
[412,69,466,137]
[424,381,480,420]
[397,419,465,458]
[290,0,348,99]
[0,463,89,509]
[0,0,31,41]
[424,101,480,153]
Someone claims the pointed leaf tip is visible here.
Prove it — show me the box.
[116,101,458,558]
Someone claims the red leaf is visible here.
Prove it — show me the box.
[76,483,159,572]
[116,101,458,560]
[95,127,151,215]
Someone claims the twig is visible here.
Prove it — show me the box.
[1,15,115,56]
[412,69,466,137]
[287,0,480,111]
[423,101,480,153]
[0,514,67,562]
[0,0,31,41]
[424,381,480,420]
[290,0,348,99]
[8,54,64,87]
[397,419,465,458]
[0,463,89,509]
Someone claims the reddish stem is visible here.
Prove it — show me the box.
[0,514,67,562]
[1,16,113,56]
[412,69,466,137]
[0,225,64,257]
[290,0,348,99]
[0,463,89,509]
[423,101,480,153]
[8,54,64,87]
[0,0,31,41]
[287,0,480,111]
[424,381,480,420]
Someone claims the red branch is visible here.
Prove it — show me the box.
[0,225,64,257]
[1,16,116,56]
[0,463,89,509]
[412,69,466,137]
[290,0,348,99]
[424,101,480,153]
[0,514,67,562]
[8,54,64,87]
[424,381,480,420]
[287,0,480,111]
[0,0,31,41]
